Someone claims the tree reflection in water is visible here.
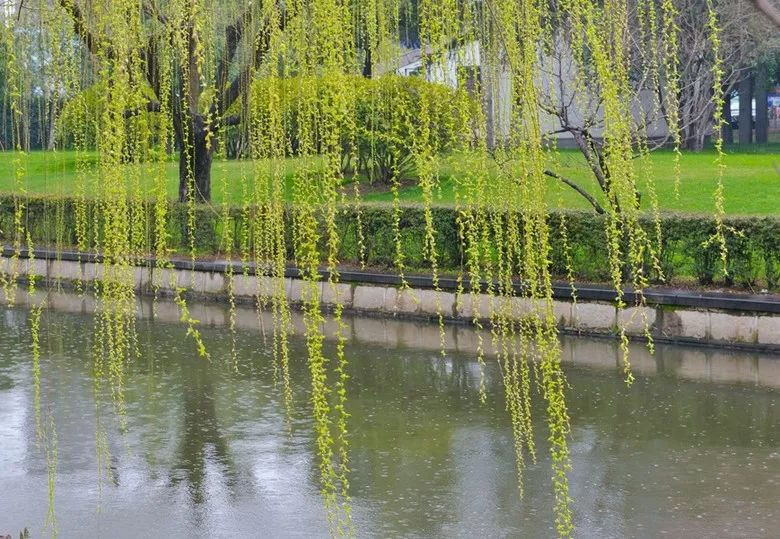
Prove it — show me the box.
[169,357,237,507]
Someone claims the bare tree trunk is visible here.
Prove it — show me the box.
[738,74,754,145]
[685,119,707,151]
[752,0,780,27]
[47,99,58,151]
[682,76,711,151]
[755,68,769,144]
[483,64,496,150]
[19,113,29,151]
[722,92,734,145]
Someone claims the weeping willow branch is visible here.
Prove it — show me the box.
[7,2,734,538]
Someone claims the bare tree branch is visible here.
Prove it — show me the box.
[218,18,279,118]
[142,1,168,26]
[217,7,253,94]
[222,115,242,127]
[123,101,161,119]
[753,0,780,27]
[544,169,606,214]
[59,0,106,58]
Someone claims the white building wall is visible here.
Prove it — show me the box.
[395,40,672,146]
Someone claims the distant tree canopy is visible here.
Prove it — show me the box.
[675,0,779,150]
[1,1,776,200]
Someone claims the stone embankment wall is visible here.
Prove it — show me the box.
[3,251,780,352]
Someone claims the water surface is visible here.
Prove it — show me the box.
[0,298,778,538]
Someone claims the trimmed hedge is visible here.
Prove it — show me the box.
[2,194,779,290]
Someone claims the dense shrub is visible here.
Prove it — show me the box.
[250,74,472,184]
[2,194,780,290]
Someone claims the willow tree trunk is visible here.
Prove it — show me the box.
[178,122,214,203]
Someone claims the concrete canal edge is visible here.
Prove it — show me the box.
[3,247,780,354]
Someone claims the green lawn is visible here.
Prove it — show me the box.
[1,146,778,215]
[0,151,301,204]
[363,147,780,215]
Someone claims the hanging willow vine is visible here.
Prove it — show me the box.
[0,0,731,537]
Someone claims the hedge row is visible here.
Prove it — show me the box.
[1,194,779,290]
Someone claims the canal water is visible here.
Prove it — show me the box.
[0,297,778,538]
